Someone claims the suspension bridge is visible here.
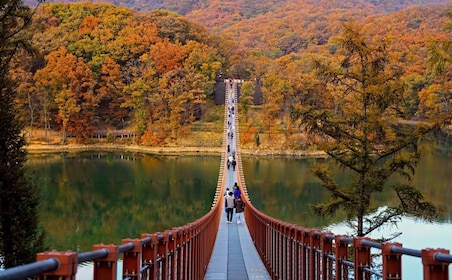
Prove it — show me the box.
[0,79,452,280]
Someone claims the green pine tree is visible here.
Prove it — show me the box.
[293,22,448,237]
[0,0,46,268]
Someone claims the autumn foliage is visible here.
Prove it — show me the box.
[14,4,228,144]
[10,1,452,148]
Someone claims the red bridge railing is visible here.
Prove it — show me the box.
[0,99,231,280]
[0,149,228,280]
[240,202,452,280]
[230,97,452,279]
[240,207,452,280]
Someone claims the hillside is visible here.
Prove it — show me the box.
[26,0,451,22]
[24,0,452,55]
[11,0,452,149]
[13,3,233,146]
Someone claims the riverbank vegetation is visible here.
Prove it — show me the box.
[9,1,452,153]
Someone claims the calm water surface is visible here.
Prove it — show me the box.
[27,140,452,279]
[28,152,219,252]
[242,139,452,279]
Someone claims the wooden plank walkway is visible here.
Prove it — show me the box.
[204,80,271,280]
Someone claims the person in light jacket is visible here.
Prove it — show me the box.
[225,191,235,224]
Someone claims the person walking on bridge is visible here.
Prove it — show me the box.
[234,195,245,224]
[233,182,241,199]
[225,191,235,223]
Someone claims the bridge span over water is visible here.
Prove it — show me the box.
[1,80,452,280]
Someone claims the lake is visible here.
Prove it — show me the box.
[26,138,452,279]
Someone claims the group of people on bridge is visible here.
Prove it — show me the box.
[224,81,244,224]
[224,183,245,224]
[226,101,236,170]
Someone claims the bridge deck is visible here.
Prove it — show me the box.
[204,169,271,280]
[204,167,271,280]
[204,81,271,280]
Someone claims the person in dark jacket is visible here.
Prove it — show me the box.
[234,195,245,224]
[233,182,241,199]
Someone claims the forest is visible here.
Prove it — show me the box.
[11,0,452,148]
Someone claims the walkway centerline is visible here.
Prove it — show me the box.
[204,79,271,280]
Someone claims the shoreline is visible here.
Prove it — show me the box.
[25,143,327,158]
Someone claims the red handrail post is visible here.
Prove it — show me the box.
[284,223,290,280]
[422,248,450,280]
[269,219,276,278]
[36,250,78,280]
[335,235,349,280]
[294,227,302,280]
[122,238,142,279]
[381,242,402,280]
[321,232,333,280]
[182,225,191,279]
[141,233,159,280]
[353,237,371,280]
[173,227,183,280]
[301,228,311,280]
[310,230,321,280]
[277,222,283,279]
[288,225,297,280]
[92,244,118,280]
[167,229,177,280]
[157,232,170,279]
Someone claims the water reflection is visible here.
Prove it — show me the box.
[242,141,452,229]
[241,137,452,280]
[28,152,219,252]
[27,141,452,279]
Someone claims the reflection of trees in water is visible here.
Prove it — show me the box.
[26,151,141,165]
[242,148,452,229]
[425,131,452,156]
[29,153,218,252]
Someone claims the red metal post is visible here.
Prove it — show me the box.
[288,225,296,280]
[321,232,333,280]
[92,244,118,280]
[122,238,142,279]
[191,225,199,279]
[309,230,321,280]
[141,233,158,280]
[277,222,283,279]
[381,242,402,280]
[263,217,271,274]
[335,235,349,280]
[183,224,192,279]
[294,227,302,280]
[36,250,78,280]
[157,232,170,279]
[300,228,311,280]
[422,248,450,280]
[283,223,290,280]
[173,227,183,280]
[166,230,176,280]
[282,223,289,279]
[195,224,202,280]
[353,237,371,280]
[270,219,277,278]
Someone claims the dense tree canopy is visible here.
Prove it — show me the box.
[291,23,447,237]
[14,3,230,144]
[11,1,452,148]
